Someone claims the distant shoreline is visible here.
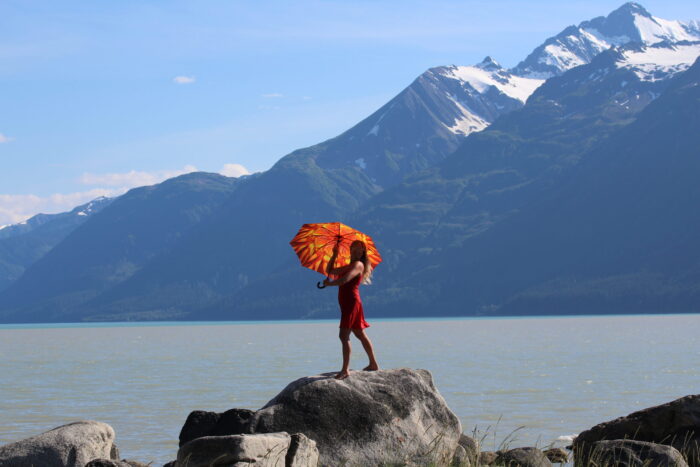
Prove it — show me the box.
[2,311,699,329]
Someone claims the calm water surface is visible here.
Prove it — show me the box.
[1,314,699,465]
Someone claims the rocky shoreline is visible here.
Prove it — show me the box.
[0,368,697,466]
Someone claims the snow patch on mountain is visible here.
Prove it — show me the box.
[634,13,700,44]
[618,41,700,81]
[441,65,544,103]
[539,44,587,70]
[443,96,490,135]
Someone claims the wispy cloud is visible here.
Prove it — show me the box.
[80,165,198,188]
[0,189,118,225]
[173,76,196,84]
[0,165,201,225]
[219,163,251,178]
[0,133,13,143]
[262,93,284,98]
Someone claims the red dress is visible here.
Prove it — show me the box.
[338,273,370,329]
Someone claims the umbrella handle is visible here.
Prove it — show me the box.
[317,281,326,289]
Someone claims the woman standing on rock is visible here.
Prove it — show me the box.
[323,240,380,380]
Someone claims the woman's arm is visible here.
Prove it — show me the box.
[323,262,364,287]
[326,245,340,276]
[327,264,351,276]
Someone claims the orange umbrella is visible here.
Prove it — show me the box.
[290,222,382,287]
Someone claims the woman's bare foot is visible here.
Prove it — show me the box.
[363,364,379,371]
[335,370,350,380]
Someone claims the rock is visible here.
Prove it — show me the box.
[85,460,128,467]
[573,395,700,466]
[452,444,468,466]
[0,420,115,467]
[580,440,689,467]
[176,432,290,467]
[248,368,461,466]
[85,460,147,467]
[120,460,150,467]
[458,434,479,464]
[496,447,552,467]
[163,462,176,467]
[286,433,319,467]
[543,447,569,463]
[478,451,499,465]
[179,408,255,446]
[110,442,120,461]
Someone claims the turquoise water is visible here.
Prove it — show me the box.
[1,314,699,465]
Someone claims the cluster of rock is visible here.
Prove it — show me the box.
[571,395,700,467]
[174,368,462,466]
[0,369,698,466]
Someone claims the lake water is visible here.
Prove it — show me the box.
[1,314,699,465]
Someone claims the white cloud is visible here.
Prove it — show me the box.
[0,189,119,225]
[173,76,196,84]
[80,165,198,188]
[0,133,13,143]
[0,165,201,225]
[219,163,251,178]
[262,93,283,98]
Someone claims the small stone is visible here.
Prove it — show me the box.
[496,447,552,467]
[479,451,499,465]
[458,434,479,464]
[452,444,468,466]
[543,447,569,463]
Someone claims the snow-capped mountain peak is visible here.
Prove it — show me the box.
[512,2,700,78]
[476,56,502,71]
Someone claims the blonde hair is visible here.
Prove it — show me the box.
[352,240,373,285]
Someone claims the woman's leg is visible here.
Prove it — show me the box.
[352,328,379,371]
[336,328,352,379]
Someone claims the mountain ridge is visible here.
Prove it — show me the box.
[1,3,699,322]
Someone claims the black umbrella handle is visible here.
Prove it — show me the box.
[317,281,326,289]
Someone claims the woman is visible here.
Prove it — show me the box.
[323,240,380,380]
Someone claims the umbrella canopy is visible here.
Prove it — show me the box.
[290,222,382,276]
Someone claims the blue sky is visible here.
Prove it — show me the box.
[1,0,699,224]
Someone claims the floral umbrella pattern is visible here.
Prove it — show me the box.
[290,222,382,276]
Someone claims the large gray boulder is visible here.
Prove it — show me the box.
[0,420,116,467]
[176,432,291,467]
[573,395,700,466]
[248,368,462,466]
[581,440,689,467]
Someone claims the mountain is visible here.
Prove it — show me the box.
[430,55,700,315]
[512,2,700,78]
[0,55,546,322]
[0,173,240,321]
[0,197,112,291]
[225,43,700,319]
[309,56,544,188]
[1,3,699,322]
